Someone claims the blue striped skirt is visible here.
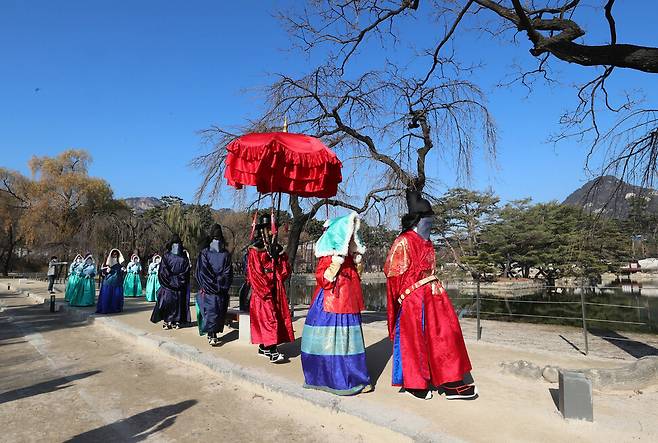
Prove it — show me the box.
[301,289,371,395]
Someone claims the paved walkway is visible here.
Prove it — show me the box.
[3,278,658,442]
[0,284,404,443]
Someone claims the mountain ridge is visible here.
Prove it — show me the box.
[562,175,658,218]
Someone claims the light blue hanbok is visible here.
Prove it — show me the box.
[123,256,143,297]
[145,256,161,302]
[69,256,96,307]
[65,255,83,302]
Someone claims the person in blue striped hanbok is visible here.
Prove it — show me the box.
[301,212,372,395]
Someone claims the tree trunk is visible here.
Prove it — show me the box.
[2,224,17,277]
[504,253,511,277]
[286,213,309,270]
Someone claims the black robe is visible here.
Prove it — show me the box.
[195,247,233,334]
[150,251,191,324]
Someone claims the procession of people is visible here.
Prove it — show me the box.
[51,195,478,401]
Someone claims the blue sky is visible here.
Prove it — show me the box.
[2,0,657,209]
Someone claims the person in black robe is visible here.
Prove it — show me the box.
[150,235,191,329]
[195,224,234,346]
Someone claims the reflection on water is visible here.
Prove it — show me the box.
[287,281,658,333]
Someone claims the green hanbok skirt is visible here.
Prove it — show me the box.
[69,276,96,307]
[65,274,80,301]
[145,274,160,302]
[123,272,142,297]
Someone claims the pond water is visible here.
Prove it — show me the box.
[286,280,658,334]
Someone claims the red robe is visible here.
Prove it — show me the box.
[247,247,295,346]
[384,230,472,389]
[311,255,364,314]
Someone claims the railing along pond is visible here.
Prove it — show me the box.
[451,283,652,355]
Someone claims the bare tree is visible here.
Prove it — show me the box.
[286,1,658,189]
[194,56,495,265]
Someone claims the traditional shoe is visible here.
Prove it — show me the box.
[441,384,478,400]
[269,352,285,363]
[209,337,220,346]
[257,346,271,358]
[173,323,181,329]
[162,323,170,330]
[403,389,433,400]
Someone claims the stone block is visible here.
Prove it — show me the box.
[542,366,559,383]
[238,312,251,343]
[558,370,593,422]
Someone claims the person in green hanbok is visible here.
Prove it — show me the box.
[123,254,143,297]
[65,254,83,302]
[69,253,97,307]
[145,254,161,302]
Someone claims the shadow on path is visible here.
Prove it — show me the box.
[0,370,101,405]
[549,388,560,412]
[280,337,302,359]
[365,337,392,387]
[558,334,587,356]
[590,329,658,358]
[65,399,198,443]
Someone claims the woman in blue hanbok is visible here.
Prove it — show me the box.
[70,253,96,307]
[150,235,191,329]
[195,224,233,346]
[96,249,125,314]
[65,254,83,302]
[145,254,161,302]
[123,254,143,297]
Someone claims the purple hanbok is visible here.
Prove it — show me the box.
[150,249,191,325]
[195,245,233,336]
[96,249,125,314]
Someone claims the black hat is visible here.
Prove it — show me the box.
[405,190,434,217]
[255,213,272,229]
[210,223,224,240]
[169,234,182,246]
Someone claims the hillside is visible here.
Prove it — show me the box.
[121,197,163,213]
[562,175,658,218]
[122,197,233,216]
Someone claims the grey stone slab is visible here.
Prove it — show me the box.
[559,370,593,422]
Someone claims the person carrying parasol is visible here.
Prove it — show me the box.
[222,130,343,362]
[247,213,294,363]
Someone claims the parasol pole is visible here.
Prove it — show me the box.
[279,116,296,318]
[250,193,263,240]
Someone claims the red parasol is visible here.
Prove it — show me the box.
[224,132,342,198]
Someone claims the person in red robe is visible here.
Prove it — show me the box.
[247,213,294,363]
[384,190,477,400]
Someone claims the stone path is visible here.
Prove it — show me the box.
[0,284,403,443]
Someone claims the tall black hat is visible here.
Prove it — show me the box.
[167,234,183,250]
[405,190,434,217]
[255,213,272,229]
[210,223,224,240]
